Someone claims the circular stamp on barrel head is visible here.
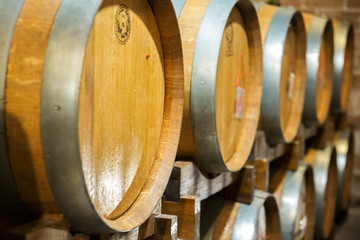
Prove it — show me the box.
[114,4,131,44]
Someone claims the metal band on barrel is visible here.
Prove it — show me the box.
[334,128,353,215]
[313,144,336,238]
[0,0,31,224]
[303,16,331,126]
[192,0,261,172]
[280,162,314,239]
[257,6,305,145]
[232,191,278,240]
[41,0,109,233]
[331,23,353,113]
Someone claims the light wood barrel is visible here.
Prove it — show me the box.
[334,128,354,216]
[269,162,315,240]
[305,144,337,239]
[1,0,183,233]
[254,3,306,145]
[302,14,334,126]
[331,21,354,113]
[174,0,263,172]
[201,191,281,240]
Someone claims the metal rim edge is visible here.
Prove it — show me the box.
[232,190,278,240]
[191,0,240,173]
[41,0,110,233]
[313,144,337,238]
[331,22,353,113]
[280,162,314,239]
[259,6,299,145]
[335,128,353,214]
[303,16,331,126]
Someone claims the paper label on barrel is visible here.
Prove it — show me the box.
[294,181,307,240]
[235,86,244,119]
[288,72,295,99]
[114,4,131,45]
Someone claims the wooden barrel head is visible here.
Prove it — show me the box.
[176,0,262,172]
[279,15,306,143]
[331,21,354,113]
[302,14,334,126]
[78,0,165,220]
[256,4,306,145]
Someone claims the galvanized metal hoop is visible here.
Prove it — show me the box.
[190,0,262,172]
[0,0,31,224]
[334,128,354,215]
[303,16,333,126]
[255,5,306,145]
[41,0,183,233]
[331,22,354,113]
[280,162,315,240]
[232,190,280,240]
[313,143,337,239]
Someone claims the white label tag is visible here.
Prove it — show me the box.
[235,86,244,119]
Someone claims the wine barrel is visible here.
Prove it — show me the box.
[269,162,315,240]
[331,21,354,113]
[174,0,263,172]
[302,14,334,126]
[1,0,183,233]
[254,3,306,145]
[305,144,337,239]
[334,128,354,216]
[201,191,281,240]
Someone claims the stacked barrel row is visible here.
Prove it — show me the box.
[0,0,355,239]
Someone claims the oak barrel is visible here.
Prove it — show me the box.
[269,162,315,240]
[0,0,183,233]
[174,0,263,172]
[334,128,354,216]
[302,14,334,126]
[254,3,307,145]
[331,21,354,113]
[305,144,337,239]
[201,191,281,240]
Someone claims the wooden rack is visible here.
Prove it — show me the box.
[3,122,338,240]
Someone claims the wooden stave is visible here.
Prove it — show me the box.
[269,162,316,240]
[254,3,307,145]
[331,22,354,113]
[175,0,263,173]
[0,0,31,226]
[302,14,334,126]
[305,144,338,239]
[201,191,281,240]
[334,128,354,216]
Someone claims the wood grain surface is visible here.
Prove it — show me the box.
[79,0,165,219]
[5,0,62,216]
